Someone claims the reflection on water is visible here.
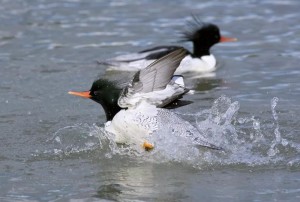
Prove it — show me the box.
[194,78,223,92]
[94,183,125,201]
[93,162,189,201]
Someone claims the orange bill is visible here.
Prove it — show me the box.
[68,91,91,98]
[220,36,237,42]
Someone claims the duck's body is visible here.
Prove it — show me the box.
[104,101,158,145]
[70,48,220,150]
[99,21,236,74]
[105,101,218,149]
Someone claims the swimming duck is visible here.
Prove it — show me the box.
[70,49,219,151]
[99,19,236,74]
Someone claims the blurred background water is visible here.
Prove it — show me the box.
[0,0,300,201]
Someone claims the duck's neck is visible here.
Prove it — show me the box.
[102,103,121,121]
[193,42,210,58]
[91,96,122,121]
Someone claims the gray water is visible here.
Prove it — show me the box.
[1,0,300,201]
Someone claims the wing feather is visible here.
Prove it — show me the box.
[118,48,188,108]
[133,48,188,93]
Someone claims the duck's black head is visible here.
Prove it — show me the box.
[182,19,236,57]
[69,79,122,121]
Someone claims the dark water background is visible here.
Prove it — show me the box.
[1,0,300,201]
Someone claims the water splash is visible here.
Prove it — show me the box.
[35,96,300,169]
[51,124,103,151]
[267,97,290,157]
[148,96,299,169]
[35,123,116,159]
[34,123,148,160]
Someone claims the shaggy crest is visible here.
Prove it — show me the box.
[181,15,212,42]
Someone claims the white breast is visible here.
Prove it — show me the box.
[175,55,217,74]
[104,102,158,146]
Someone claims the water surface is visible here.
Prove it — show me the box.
[1,0,300,201]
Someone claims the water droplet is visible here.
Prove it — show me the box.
[53,149,61,154]
[253,119,260,130]
[281,138,288,146]
[267,146,278,157]
[274,128,281,143]
[238,118,246,124]
[55,136,61,143]
[271,97,279,121]
[105,153,112,159]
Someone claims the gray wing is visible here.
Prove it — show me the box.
[97,46,183,65]
[129,48,188,94]
[118,48,188,108]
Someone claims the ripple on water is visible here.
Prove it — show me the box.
[33,96,300,170]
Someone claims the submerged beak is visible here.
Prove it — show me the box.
[68,91,91,98]
[220,36,237,43]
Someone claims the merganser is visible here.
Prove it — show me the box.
[98,20,236,74]
[70,49,220,151]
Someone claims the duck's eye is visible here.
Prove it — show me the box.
[93,91,101,96]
